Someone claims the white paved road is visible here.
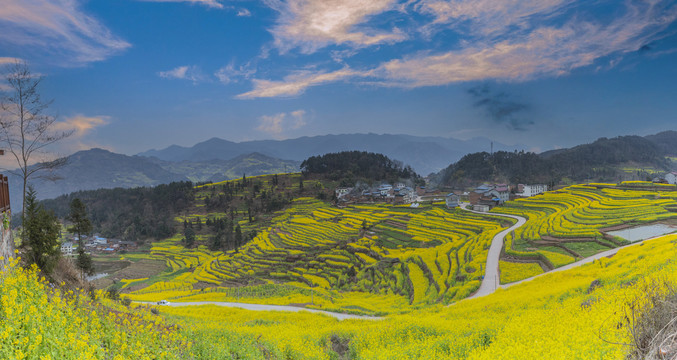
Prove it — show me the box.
[459,205,527,300]
[136,301,382,321]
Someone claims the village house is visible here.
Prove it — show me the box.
[469,184,506,208]
[494,184,510,203]
[469,184,493,205]
[378,184,393,197]
[666,172,677,185]
[516,184,549,197]
[445,193,460,208]
[60,241,74,256]
[335,187,353,199]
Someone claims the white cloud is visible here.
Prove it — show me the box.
[237,8,252,17]
[267,0,405,53]
[137,0,224,9]
[237,67,365,98]
[240,1,677,98]
[158,65,206,83]
[53,114,109,138]
[416,0,573,34]
[214,63,256,84]
[256,110,308,139]
[0,0,130,65]
[289,110,307,129]
[379,2,677,86]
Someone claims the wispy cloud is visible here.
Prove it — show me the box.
[266,0,405,53]
[256,109,308,139]
[48,114,111,153]
[379,1,677,86]
[214,63,256,84]
[237,8,252,17]
[0,58,24,91]
[415,0,573,35]
[137,0,224,9]
[242,1,677,98]
[54,114,109,137]
[158,65,206,83]
[0,0,130,65]
[0,57,22,65]
[237,67,365,99]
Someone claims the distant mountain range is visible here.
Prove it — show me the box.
[139,133,523,176]
[9,131,675,203]
[8,149,300,201]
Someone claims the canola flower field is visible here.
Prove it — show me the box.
[5,178,677,358]
[494,182,677,283]
[120,180,677,311]
[0,256,192,359]
[125,195,514,313]
[6,233,672,358]
[161,234,677,359]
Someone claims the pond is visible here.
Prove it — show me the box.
[607,224,677,242]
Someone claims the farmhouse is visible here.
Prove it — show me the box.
[60,241,74,256]
[469,184,504,208]
[445,193,460,208]
[666,172,677,185]
[516,184,549,197]
[335,187,353,199]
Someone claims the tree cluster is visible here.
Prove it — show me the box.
[42,181,194,241]
[21,187,61,275]
[300,151,421,186]
[436,135,672,188]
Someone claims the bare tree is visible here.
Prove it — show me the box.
[0,61,73,221]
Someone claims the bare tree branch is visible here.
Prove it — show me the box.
[0,60,74,222]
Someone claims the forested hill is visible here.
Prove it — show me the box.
[301,151,422,186]
[41,182,195,241]
[434,134,675,187]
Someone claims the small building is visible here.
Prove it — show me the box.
[666,172,677,185]
[91,236,107,245]
[60,241,74,256]
[473,204,490,212]
[378,184,393,197]
[445,193,460,208]
[518,184,548,197]
[335,187,353,199]
[494,184,510,204]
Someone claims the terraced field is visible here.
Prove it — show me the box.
[120,179,677,312]
[495,182,677,283]
[124,192,513,313]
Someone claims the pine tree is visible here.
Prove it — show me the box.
[67,198,94,280]
[184,227,196,247]
[235,225,242,248]
[67,198,92,245]
[23,186,61,275]
[75,245,94,280]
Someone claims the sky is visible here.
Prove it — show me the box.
[1,0,676,158]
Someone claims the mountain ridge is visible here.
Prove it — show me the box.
[138,133,525,175]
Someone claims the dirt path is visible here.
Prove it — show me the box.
[136,301,383,321]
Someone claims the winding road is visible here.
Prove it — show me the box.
[136,301,382,321]
[461,206,527,300]
[459,203,675,299]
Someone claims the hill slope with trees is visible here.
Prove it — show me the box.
[433,134,676,188]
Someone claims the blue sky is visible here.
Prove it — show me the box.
[1,0,676,158]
